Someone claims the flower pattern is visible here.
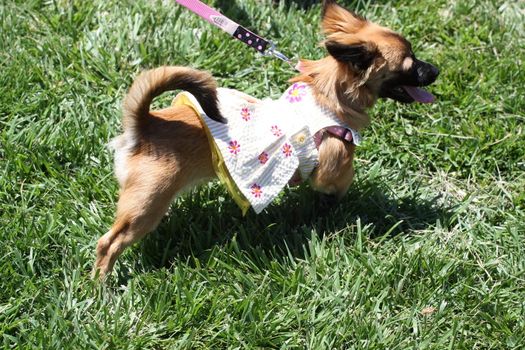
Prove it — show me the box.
[251,183,262,198]
[228,140,240,155]
[240,107,251,121]
[258,152,269,164]
[286,83,307,103]
[282,143,292,157]
[271,125,282,137]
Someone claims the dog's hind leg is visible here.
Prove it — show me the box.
[93,168,180,278]
[93,153,211,278]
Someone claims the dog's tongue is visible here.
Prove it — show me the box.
[403,86,435,103]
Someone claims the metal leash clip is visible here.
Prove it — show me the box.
[264,41,292,63]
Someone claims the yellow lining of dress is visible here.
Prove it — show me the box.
[172,93,251,215]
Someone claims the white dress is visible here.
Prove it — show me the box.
[173,82,361,214]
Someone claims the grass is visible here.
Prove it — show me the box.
[1,0,524,348]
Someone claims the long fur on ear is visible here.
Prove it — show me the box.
[325,41,377,70]
[321,0,337,17]
[322,1,367,35]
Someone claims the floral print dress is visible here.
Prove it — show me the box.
[172,83,361,214]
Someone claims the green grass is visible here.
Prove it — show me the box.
[1,0,524,348]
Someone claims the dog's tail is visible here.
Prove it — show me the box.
[122,66,225,131]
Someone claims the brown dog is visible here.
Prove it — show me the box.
[93,1,439,277]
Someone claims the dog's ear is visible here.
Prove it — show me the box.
[325,40,378,70]
[322,1,367,35]
[321,0,337,17]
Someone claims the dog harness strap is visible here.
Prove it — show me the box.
[175,0,291,62]
[313,126,357,149]
[326,126,355,143]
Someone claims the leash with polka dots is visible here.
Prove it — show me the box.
[175,0,292,64]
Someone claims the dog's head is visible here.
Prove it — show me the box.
[321,0,439,104]
[293,1,439,129]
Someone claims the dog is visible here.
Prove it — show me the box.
[93,0,439,277]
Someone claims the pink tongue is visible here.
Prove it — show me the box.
[403,86,435,103]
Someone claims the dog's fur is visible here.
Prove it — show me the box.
[93,1,438,277]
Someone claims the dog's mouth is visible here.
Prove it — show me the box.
[381,85,435,104]
[402,85,435,103]
[379,59,439,104]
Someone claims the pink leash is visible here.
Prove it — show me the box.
[175,0,294,65]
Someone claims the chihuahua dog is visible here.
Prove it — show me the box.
[94,0,439,277]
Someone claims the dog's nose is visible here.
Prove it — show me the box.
[417,62,439,85]
[429,64,440,80]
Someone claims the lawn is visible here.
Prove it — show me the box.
[1,0,524,348]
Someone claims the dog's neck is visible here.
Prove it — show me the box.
[290,56,375,131]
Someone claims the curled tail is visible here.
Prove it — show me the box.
[122,66,226,131]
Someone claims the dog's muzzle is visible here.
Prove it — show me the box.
[415,59,440,86]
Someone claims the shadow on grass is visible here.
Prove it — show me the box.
[133,177,453,276]
[214,0,384,14]
[215,0,376,13]
[213,0,252,28]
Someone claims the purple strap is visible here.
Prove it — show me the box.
[313,126,354,149]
